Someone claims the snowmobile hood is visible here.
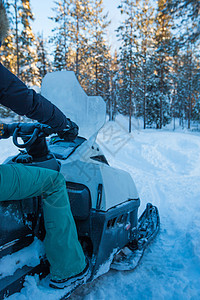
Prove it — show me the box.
[41,71,106,140]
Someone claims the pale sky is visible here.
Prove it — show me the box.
[31,0,122,51]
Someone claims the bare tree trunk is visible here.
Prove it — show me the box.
[75,13,79,80]
[129,89,132,133]
[173,89,176,131]
[14,0,21,122]
[95,62,98,95]
[160,64,164,129]
[129,2,133,133]
[143,79,146,129]
[14,0,19,78]
[64,3,68,69]
[188,50,192,130]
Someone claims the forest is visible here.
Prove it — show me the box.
[0,0,199,132]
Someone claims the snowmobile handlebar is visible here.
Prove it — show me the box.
[0,123,57,149]
[13,126,40,148]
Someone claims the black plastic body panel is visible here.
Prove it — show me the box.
[75,198,140,276]
[66,182,91,220]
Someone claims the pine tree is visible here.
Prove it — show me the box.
[19,0,39,86]
[88,0,110,93]
[132,0,155,129]
[0,0,19,74]
[183,46,200,129]
[1,0,39,87]
[71,0,90,79]
[170,37,200,129]
[50,0,112,105]
[83,0,111,104]
[50,0,92,80]
[153,0,172,128]
[108,50,119,121]
[166,0,200,129]
[0,1,18,117]
[36,34,51,83]
[191,53,200,125]
[0,34,16,73]
[117,0,139,132]
[165,0,200,43]
[117,48,134,117]
[170,45,185,129]
[50,0,70,70]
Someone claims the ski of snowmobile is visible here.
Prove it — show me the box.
[111,203,160,271]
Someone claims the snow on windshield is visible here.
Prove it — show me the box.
[41,71,106,139]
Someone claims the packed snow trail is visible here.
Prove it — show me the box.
[1,119,200,299]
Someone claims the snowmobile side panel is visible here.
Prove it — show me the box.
[74,199,140,277]
[66,181,91,220]
[111,204,160,271]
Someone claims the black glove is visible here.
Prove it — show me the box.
[58,119,79,142]
[0,123,9,139]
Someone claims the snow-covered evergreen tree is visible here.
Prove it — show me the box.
[50,0,111,105]
[117,0,139,132]
[191,52,200,124]
[18,0,39,86]
[0,33,16,73]
[165,0,200,43]
[84,0,111,99]
[0,1,19,117]
[50,0,92,80]
[169,27,199,130]
[36,34,51,84]
[182,47,200,129]
[0,0,19,74]
[50,0,71,70]
[153,0,172,128]
[108,50,119,121]
[132,0,155,129]
[68,0,92,79]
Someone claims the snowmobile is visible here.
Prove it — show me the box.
[0,72,160,299]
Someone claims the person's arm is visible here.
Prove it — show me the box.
[0,63,67,131]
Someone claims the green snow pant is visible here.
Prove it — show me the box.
[0,164,86,280]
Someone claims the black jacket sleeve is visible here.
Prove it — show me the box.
[0,63,67,131]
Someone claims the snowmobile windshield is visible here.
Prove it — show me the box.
[41,71,106,140]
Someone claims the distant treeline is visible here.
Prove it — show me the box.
[0,0,199,131]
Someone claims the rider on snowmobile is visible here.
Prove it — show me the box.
[0,0,89,289]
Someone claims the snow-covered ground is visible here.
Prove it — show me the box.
[1,116,200,300]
